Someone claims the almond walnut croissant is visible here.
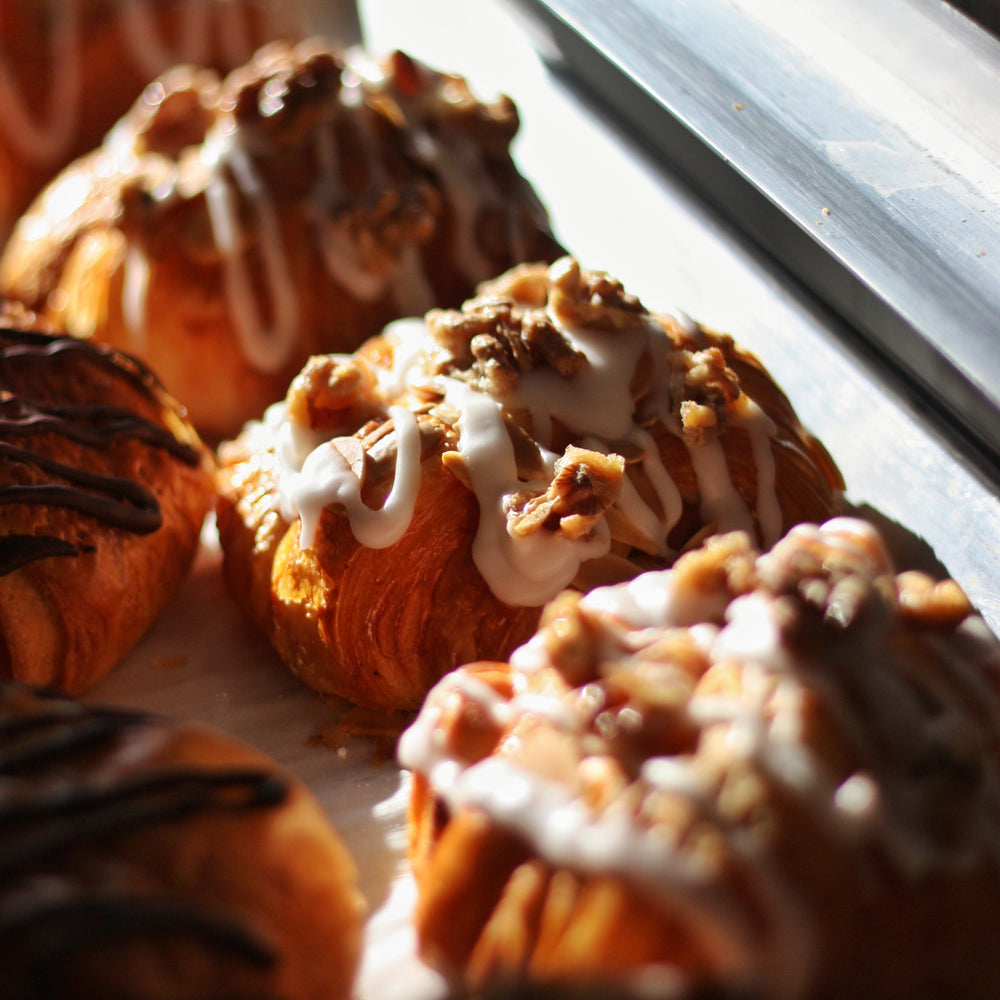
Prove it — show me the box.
[401,517,1000,999]
[0,39,564,439]
[215,258,843,712]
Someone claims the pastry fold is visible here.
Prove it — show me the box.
[0,304,214,692]
[400,518,1000,998]
[216,258,843,711]
[0,39,564,439]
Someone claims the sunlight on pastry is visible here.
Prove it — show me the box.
[0,37,563,439]
[400,517,1000,998]
[215,257,844,711]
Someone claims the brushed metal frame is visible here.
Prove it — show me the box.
[509,0,1000,474]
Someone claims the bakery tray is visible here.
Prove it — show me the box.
[88,0,1000,997]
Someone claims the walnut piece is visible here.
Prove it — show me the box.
[546,257,648,332]
[132,72,219,159]
[285,355,379,432]
[897,571,974,628]
[507,446,625,540]
[425,293,586,396]
[669,345,743,445]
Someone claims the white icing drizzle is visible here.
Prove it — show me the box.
[268,276,789,607]
[688,435,756,538]
[203,129,301,372]
[447,377,613,606]
[0,3,81,164]
[307,108,396,303]
[400,517,1000,997]
[283,404,421,550]
[732,397,781,547]
[631,427,684,546]
[117,0,252,80]
[0,0,289,167]
[509,313,657,445]
[195,50,541,371]
[121,243,151,344]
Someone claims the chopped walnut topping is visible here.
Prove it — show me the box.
[132,72,220,159]
[507,447,625,541]
[382,50,520,155]
[897,571,974,628]
[547,257,648,332]
[668,346,743,444]
[668,531,759,612]
[539,590,604,687]
[425,293,586,395]
[441,450,471,489]
[226,42,344,142]
[476,261,551,307]
[757,523,899,632]
[285,355,379,432]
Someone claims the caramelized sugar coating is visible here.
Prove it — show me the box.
[215,259,842,712]
[0,40,564,439]
[0,0,306,243]
[0,305,214,692]
[0,680,365,1000]
[400,518,1000,998]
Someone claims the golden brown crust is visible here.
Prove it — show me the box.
[0,0,305,244]
[216,401,542,711]
[216,259,842,714]
[0,680,365,1000]
[0,41,564,440]
[0,305,214,692]
[401,519,1000,998]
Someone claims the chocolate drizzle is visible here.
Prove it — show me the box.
[0,684,290,999]
[0,535,81,574]
[5,898,277,1000]
[0,326,203,575]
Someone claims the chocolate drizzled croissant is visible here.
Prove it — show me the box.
[0,680,364,1000]
[0,306,213,692]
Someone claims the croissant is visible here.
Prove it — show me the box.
[215,258,843,712]
[0,303,214,693]
[0,0,307,245]
[0,679,365,1000]
[400,517,1000,999]
[0,39,565,439]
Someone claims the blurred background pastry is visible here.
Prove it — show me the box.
[0,0,316,247]
[0,679,365,1000]
[0,303,214,692]
[400,517,1000,998]
[215,258,843,712]
[0,38,564,439]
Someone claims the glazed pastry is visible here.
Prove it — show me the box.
[0,40,564,439]
[400,518,1000,998]
[0,0,307,245]
[215,258,843,711]
[0,679,365,1000]
[0,304,214,692]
